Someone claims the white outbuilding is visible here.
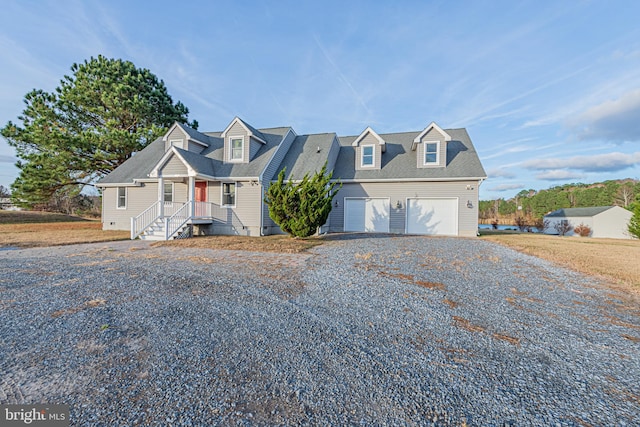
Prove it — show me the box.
[544,206,633,239]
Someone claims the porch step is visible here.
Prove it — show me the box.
[138,219,191,241]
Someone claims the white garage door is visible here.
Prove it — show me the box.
[344,198,389,232]
[406,198,458,235]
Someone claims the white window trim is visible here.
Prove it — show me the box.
[361,144,375,167]
[169,139,183,148]
[163,182,174,203]
[116,187,127,209]
[221,182,237,208]
[229,136,244,162]
[423,141,440,165]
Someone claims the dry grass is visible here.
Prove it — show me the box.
[151,234,325,253]
[0,212,129,248]
[0,210,89,224]
[481,233,640,290]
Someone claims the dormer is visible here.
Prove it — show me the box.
[221,117,267,164]
[351,127,386,170]
[411,122,451,168]
[162,122,208,154]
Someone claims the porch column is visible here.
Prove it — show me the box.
[188,176,195,218]
[158,177,164,217]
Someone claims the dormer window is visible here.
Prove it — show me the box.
[169,139,183,148]
[229,137,243,161]
[424,142,439,164]
[361,145,374,167]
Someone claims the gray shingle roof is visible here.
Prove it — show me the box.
[198,127,290,178]
[545,206,615,218]
[276,133,337,180]
[98,138,166,184]
[237,118,267,143]
[173,147,214,176]
[98,124,486,186]
[333,128,486,180]
[178,123,209,145]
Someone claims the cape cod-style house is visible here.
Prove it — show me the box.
[97,117,487,240]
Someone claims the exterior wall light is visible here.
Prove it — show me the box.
[467,200,473,208]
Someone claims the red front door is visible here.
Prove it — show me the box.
[195,181,207,202]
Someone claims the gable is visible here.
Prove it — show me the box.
[160,154,188,175]
[163,122,208,153]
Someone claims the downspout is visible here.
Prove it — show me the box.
[259,182,264,236]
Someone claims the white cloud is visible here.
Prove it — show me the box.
[487,168,516,178]
[523,151,640,172]
[535,170,586,181]
[488,183,525,192]
[571,89,640,142]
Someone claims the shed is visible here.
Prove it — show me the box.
[544,206,633,239]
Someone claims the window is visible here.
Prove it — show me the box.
[163,182,173,202]
[230,137,243,161]
[169,139,183,148]
[361,145,374,167]
[117,187,126,209]
[424,142,439,164]
[222,183,236,206]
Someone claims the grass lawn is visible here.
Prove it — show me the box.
[153,234,325,253]
[481,232,640,291]
[0,211,129,248]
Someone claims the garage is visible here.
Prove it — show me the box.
[406,198,458,236]
[344,198,390,232]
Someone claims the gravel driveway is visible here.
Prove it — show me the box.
[1,235,638,426]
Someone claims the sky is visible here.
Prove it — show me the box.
[1,0,639,200]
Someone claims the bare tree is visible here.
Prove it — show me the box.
[0,185,10,198]
[514,216,528,232]
[554,220,573,236]
[615,185,635,208]
[533,217,550,233]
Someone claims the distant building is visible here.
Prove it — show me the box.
[0,198,18,210]
[544,206,633,239]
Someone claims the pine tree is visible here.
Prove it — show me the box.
[628,203,640,239]
[265,163,341,238]
[1,55,196,209]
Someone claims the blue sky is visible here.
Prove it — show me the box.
[1,0,639,199]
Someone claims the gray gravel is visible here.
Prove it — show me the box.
[0,235,638,426]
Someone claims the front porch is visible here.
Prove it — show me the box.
[130,176,244,240]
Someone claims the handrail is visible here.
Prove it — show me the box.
[165,201,192,240]
[130,200,161,239]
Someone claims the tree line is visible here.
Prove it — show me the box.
[479,179,640,223]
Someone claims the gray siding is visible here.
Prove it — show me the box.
[234,181,262,229]
[224,122,249,163]
[417,128,446,168]
[208,181,221,204]
[102,183,159,230]
[261,129,296,182]
[160,154,188,176]
[201,180,264,236]
[326,136,341,172]
[174,181,188,203]
[328,180,480,237]
[165,128,186,150]
[188,140,205,154]
[249,137,262,161]
[354,133,382,170]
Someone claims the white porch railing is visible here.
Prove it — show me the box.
[131,201,161,240]
[132,200,247,240]
[164,201,185,217]
[164,202,191,240]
